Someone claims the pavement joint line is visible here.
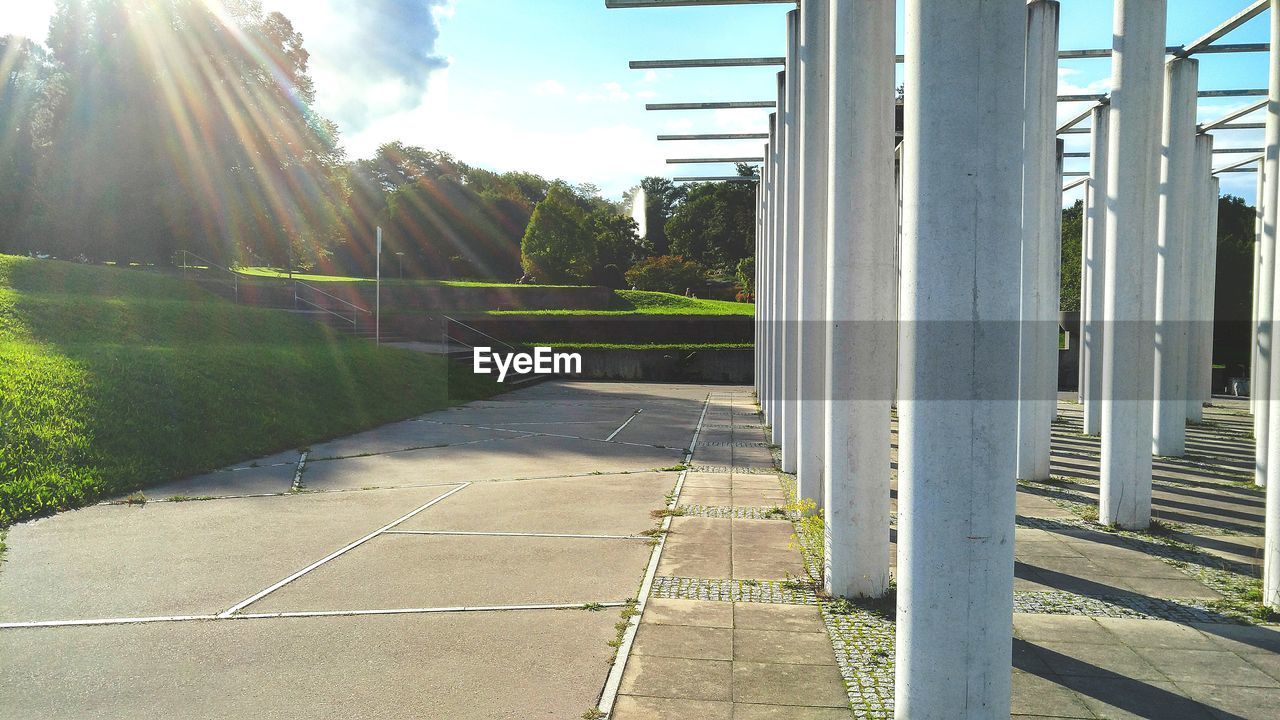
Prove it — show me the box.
[605,409,643,442]
[417,419,684,452]
[306,434,532,463]
[381,530,651,541]
[596,391,710,718]
[0,602,634,630]
[0,614,218,630]
[290,450,308,492]
[216,482,471,618]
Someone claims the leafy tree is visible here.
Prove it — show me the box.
[625,255,707,294]
[1060,200,1083,312]
[24,0,347,265]
[0,37,62,255]
[665,180,756,271]
[520,186,593,282]
[736,256,755,299]
[1215,194,1257,372]
[623,176,686,256]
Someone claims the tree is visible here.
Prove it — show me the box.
[623,176,686,256]
[625,255,707,294]
[665,179,757,271]
[29,0,347,265]
[1060,200,1083,312]
[1215,194,1257,372]
[520,186,594,282]
[0,36,61,255]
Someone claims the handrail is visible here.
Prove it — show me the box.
[178,250,239,303]
[293,280,370,331]
[293,280,371,315]
[442,314,515,350]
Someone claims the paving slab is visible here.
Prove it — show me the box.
[138,449,302,499]
[248,532,652,612]
[0,610,618,720]
[307,421,516,460]
[302,434,683,491]
[0,485,458,622]
[395,472,676,536]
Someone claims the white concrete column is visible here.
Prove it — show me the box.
[1254,161,1265,416]
[772,87,788,442]
[1152,57,1199,457]
[895,0,1025,716]
[1206,177,1221,404]
[795,0,831,503]
[1082,105,1110,436]
[823,0,894,600]
[1016,0,1060,482]
[782,12,802,474]
[1099,0,1165,529]
[1259,1,1280,488]
[757,142,770,412]
[1079,177,1091,405]
[1188,134,1215,421]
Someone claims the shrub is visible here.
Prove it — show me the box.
[625,255,706,294]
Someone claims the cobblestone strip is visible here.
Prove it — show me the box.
[674,504,796,520]
[650,576,820,605]
[686,465,779,474]
[696,441,771,448]
[822,605,895,720]
[1012,590,1228,623]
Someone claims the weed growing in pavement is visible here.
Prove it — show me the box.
[123,492,147,506]
[651,507,685,519]
[582,603,606,611]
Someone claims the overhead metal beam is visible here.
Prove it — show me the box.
[1063,171,1089,177]
[1058,105,1097,133]
[1212,153,1264,175]
[607,0,794,7]
[658,132,770,141]
[1060,128,1090,135]
[647,101,775,110]
[667,157,764,163]
[1214,122,1266,130]
[1199,88,1267,98]
[1216,146,1265,154]
[672,175,760,182]
[1063,152,1090,158]
[1199,100,1267,132]
[630,57,784,69]
[1063,176,1089,193]
[1180,0,1269,56]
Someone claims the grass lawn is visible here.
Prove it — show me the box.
[538,342,752,350]
[0,255,502,527]
[235,267,587,289]
[488,290,754,317]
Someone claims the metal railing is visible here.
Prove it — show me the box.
[442,314,516,351]
[293,280,371,331]
[178,250,239,303]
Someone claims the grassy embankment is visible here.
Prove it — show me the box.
[0,255,501,527]
[488,290,754,317]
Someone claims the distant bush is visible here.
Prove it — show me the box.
[625,255,706,294]
[735,256,755,298]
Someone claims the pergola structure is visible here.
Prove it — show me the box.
[608,0,1280,716]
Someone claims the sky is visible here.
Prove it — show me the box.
[0,0,1273,202]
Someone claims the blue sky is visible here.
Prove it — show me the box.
[2,0,1272,202]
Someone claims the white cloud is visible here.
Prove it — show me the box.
[532,79,567,97]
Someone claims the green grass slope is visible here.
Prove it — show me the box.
[487,290,754,317]
[0,256,500,527]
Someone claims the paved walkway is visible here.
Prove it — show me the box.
[0,382,711,719]
[4,384,1279,718]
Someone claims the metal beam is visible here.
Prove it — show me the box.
[1063,176,1089,193]
[1180,0,1269,56]
[1212,153,1264,175]
[630,57,784,69]
[1199,88,1267,98]
[1063,171,1089,177]
[667,157,764,163]
[1199,100,1267,132]
[607,0,794,7]
[1216,147,1265,154]
[1057,42,1269,60]
[672,175,760,182]
[1215,122,1266,130]
[1058,105,1097,133]
[646,101,775,110]
[658,132,770,140]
